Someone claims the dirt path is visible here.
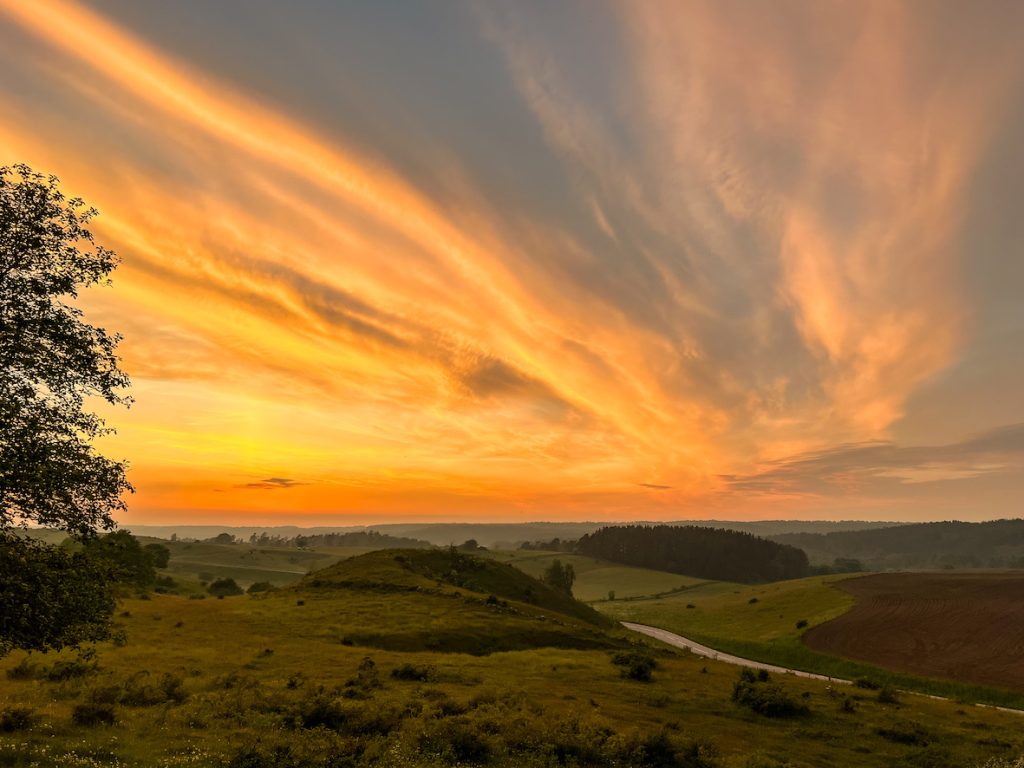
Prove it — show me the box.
[621,622,846,682]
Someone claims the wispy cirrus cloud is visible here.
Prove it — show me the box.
[0,0,1020,523]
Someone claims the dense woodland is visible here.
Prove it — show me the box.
[577,525,810,583]
[771,519,1024,570]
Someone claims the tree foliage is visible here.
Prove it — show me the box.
[0,164,132,535]
[0,164,132,654]
[576,525,810,583]
[0,533,116,655]
[78,530,168,588]
[542,559,576,595]
[208,578,244,598]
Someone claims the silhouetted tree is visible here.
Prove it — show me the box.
[542,559,576,595]
[0,164,132,654]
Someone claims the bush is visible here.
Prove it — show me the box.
[876,722,929,746]
[612,651,658,682]
[877,686,900,704]
[795,619,808,629]
[0,706,37,732]
[853,677,880,690]
[208,578,244,598]
[120,672,188,706]
[292,694,347,731]
[72,701,115,726]
[247,581,276,594]
[624,730,720,768]
[418,718,492,765]
[732,671,808,718]
[45,655,98,681]
[5,656,40,680]
[391,662,432,681]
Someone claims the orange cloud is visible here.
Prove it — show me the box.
[1,0,1020,522]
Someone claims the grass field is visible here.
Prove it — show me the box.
[150,538,383,589]
[2,551,1024,767]
[599,574,1024,710]
[487,550,706,602]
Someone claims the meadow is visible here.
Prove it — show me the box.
[485,550,706,602]
[2,550,1024,767]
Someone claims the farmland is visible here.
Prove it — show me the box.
[804,572,1024,692]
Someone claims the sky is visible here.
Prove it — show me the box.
[1,0,1023,525]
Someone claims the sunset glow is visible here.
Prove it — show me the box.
[2,0,1022,524]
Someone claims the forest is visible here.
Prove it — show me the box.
[576,525,810,583]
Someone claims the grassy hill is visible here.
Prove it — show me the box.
[488,550,706,601]
[299,549,614,643]
[3,560,1024,767]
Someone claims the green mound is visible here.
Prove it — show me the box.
[300,548,613,629]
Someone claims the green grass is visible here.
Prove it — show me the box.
[2,553,1023,767]
[600,574,1024,710]
[487,550,706,602]
[150,539,378,589]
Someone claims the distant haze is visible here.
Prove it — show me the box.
[2,1,1022,523]
[126,520,899,549]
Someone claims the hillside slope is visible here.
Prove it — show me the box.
[293,549,617,654]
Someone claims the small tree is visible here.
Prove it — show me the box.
[542,559,576,596]
[207,578,244,598]
[1,164,132,655]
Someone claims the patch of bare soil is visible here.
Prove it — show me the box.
[803,571,1024,691]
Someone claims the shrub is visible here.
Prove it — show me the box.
[748,597,759,604]
[612,651,658,682]
[795,619,808,629]
[854,677,880,690]
[624,730,720,768]
[120,672,188,706]
[732,671,808,718]
[208,578,244,598]
[247,581,276,594]
[876,722,929,746]
[0,706,37,732]
[72,701,115,726]
[45,655,98,681]
[877,686,900,704]
[392,662,432,681]
[418,718,492,765]
[5,656,40,680]
[292,694,347,731]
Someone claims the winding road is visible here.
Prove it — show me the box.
[621,621,847,683]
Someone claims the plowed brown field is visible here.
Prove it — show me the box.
[804,572,1024,691]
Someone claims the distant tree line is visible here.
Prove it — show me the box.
[519,538,577,552]
[210,530,433,549]
[771,519,1024,570]
[576,525,810,583]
